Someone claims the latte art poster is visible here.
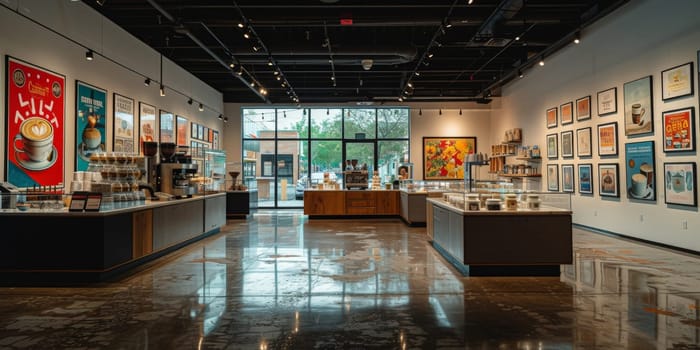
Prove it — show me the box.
[76,80,107,171]
[4,56,65,188]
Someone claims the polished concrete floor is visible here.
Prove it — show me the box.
[1,210,700,349]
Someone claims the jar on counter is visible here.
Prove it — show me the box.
[527,194,541,210]
[486,198,501,211]
[504,194,518,210]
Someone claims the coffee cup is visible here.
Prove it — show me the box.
[631,103,645,125]
[631,173,647,196]
[671,172,685,192]
[14,117,54,162]
[639,162,653,186]
[82,127,102,150]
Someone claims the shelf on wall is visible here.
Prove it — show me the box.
[515,157,542,161]
[498,173,542,178]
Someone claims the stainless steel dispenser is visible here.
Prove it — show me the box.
[158,163,198,198]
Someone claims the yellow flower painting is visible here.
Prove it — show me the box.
[423,137,477,180]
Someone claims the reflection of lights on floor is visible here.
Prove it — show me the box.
[259,339,268,350]
[400,330,407,350]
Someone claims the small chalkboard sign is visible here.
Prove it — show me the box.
[84,192,103,211]
[69,191,89,212]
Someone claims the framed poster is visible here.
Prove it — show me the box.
[624,75,653,136]
[597,122,618,156]
[138,102,157,154]
[546,107,558,128]
[198,124,204,140]
[561,130,574,158]
[212,130,220,150]
[203,126,209,142]
[176,115,188,146]
[599,163,620,197]
[191,122,198,140]
[208,128,214,143]
[578,164,593,194]
[662,107,695,152]
[113,93,134,153]
[547,164,559,191]
[546,133,558,159]
[661,62,694,101]
[664,162,696,207]
[75,80,107,171]
[159,109,174,143]
[625,141,656,201]
[422,136,476,180]
[560,101,573,125]
[562,164,574,193]
[5,56,65,188]
[597,87,617,116]
[576,127,592,157]
[576,95,591,121]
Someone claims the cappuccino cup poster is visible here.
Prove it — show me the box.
[4,56,65,188]
[623,75,654,136]
[75,80,107,171]
[625,140,656,201]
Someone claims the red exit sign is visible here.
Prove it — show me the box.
[340,18,353,25]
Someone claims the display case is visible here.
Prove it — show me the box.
[194,149,226,194]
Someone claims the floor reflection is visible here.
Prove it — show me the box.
[0,210,699,349]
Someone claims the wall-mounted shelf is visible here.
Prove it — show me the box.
[515,157,542,162]
[498,173,542,178]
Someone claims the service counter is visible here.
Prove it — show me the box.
[426,197,572,276]
[0,193,226,285]
[303,189,399,217]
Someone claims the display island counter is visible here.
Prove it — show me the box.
[303,189,399,217]
[0,193,226,285]
[426,193,572,276]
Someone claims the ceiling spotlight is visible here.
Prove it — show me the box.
[237,22,244,29]
[96,0,106,5]
[229,61,235,69]
[459,109,463,115]
[539,57,545,66]
[574,31,581,44]
[276,76,282,81]
[159,84,165,96]
[267,58,273,66]
[198,103,204,111]
[85,49,94,61]
[218,114,223,120]
[187,98,193,105]
[427,52,434,59]
[419,109,422,116]
[273,70,279,75]
[144,78,151,86]
[518,69,523,78]
[224,116,228,123]
[414,71,420,76]
[515,35,520,41]
[243,30,251,39]
[252,45,260,52]
[439,109,442,115]
[468,0,474,4]
[398,97,403,102]
[407,82,413,88]
[237,67,244,76]
[444,20,453,28]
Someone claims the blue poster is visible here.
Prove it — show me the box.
[625,141,656,201]
[579,165,592,194]
[76,80,106,171]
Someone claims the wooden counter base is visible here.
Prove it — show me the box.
[303,190,399,216]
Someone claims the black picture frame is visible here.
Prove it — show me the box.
[547,164,559,191]
[661,107,695,153]
[597,122,618,157]
[546,107,558,128]
[661,61,694,101]
[599,163,620,197]
[561,130,574,158]
[547,133,558,159]
[663,162,697,207]
[578,163,593,195]
[560,101,574,125]
[576,95,591,121]
[623,75,654,136]
[576,127,592,157]
[597,87,617,116]
[562,164,575,193]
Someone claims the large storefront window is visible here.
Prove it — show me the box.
[242,107,409,208]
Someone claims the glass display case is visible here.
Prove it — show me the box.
[196,149,226,193]
[436,188,571,212]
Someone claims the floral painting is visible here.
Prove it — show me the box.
[423,137,476,180]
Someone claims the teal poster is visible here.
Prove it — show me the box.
[76,80,106,171]
[625,140,656,201]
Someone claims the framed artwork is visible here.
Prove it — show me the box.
[562,164,574,193]
[662,107,695,152]
[212,130,220,150]
[576,95,591,121]
[113,93,134,153]
[576,127,592,157]
[560,101,573,125]
[664,162,696,207]
[191,122,198,140]
[176,115,188,146]
[625,141,656,201]
[4,56,65,188]
[578,164,593,194]
[198,124,204,140]
[597,87,617,116]
[422,136,477,180]
[661,62,694,101]
[203,126,209,142]
[138,102,157,155]
[159,109,174,143]
[546,107,558,128]
[561,130,574,158]
[75,80,107,171]
[597,122,618,156]
[208,128,214,143]
[546,133,558,159]
[598,163,620,197]
[547,164,559,191]
[623,75,653,136]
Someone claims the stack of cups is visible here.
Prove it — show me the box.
[71,171,96,192]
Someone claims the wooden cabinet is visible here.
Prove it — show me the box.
[304,190,345,215]
[346,191,376,214]
[376,191,399,215]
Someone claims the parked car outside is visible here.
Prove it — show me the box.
[295,172,339,199]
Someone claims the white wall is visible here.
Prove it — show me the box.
[494,0,700,250]
[0,1,224,181]
[223,101,493,179]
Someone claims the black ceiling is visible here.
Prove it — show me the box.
[83,0,628,104]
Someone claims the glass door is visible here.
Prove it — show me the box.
[344,141,375,189]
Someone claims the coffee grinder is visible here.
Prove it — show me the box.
[141,141,159,191]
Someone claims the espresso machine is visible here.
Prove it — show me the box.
[156,142,198,198]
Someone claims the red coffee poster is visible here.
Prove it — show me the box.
[5,56,65,188]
